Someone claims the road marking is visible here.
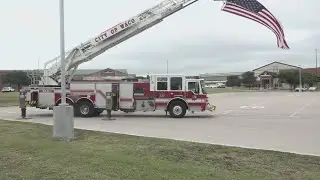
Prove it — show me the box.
[240,106,248,109]
[289,103,311,117]
[222,110,233,114]
[240,105,264,109]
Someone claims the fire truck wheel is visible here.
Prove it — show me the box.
[168,101,187,118]
[76,101,94,117]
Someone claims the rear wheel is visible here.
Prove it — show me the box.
[75,101,95,117]
[168,101,187,118]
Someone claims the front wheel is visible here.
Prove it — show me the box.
[168,101,187,118]
[75,101,95,117]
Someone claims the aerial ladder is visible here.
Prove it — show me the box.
[40,0,202,86]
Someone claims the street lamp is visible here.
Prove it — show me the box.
[52,0,74,140]
[59,0,67,105]
[166,60,169,74]
[299,65,302,93]
[316,49,318,78]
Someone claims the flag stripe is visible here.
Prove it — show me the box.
[222,5,284,47]
[262,9,284,35]
[221,1,289,49]
[221,8,281,47]
[262,9,289,48]
[224,4,283,41]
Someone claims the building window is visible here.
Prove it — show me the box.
[157,77,168,90]
[170,77,182,90]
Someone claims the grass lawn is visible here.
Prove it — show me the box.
[0,92,18,107]
[1,120,320,180]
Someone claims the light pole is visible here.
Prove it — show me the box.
[316,49,318,77]
[166,60,169,74]
[60,0,67,105]
[299,65,302,92]
[53,0,74,140]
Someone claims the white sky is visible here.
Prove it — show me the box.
[0,0,319,75]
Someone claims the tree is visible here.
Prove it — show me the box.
[241,71,256,88]
[278,70,299,90]
[302,72,318,87]
[279,70,318,90]
[4,71,30,90]
[226,75,241,87]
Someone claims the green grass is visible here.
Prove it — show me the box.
[0,92,18,107]
[1,120,320,180]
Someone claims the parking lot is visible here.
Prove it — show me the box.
[1,91,320,156]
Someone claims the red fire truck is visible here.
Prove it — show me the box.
[21,0,215,118]
[23,75,215,118]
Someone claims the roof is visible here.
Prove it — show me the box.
[200,72,243,77]
[75,68,128,76]
[252,61,301,71]
[73,69,102,75]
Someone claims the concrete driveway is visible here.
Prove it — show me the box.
[1,91,319,156]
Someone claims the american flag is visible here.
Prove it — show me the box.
[221,0,289,49]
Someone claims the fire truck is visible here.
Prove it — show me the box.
[21,0,216,118]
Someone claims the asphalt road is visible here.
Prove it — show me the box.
[1,91,319,156]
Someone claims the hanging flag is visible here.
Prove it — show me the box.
[221,0,289,49]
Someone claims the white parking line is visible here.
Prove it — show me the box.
[289,103,312,117]
[222,110,233,115]
[7,112,17,114]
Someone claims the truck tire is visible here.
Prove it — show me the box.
[75,101,94,117]
[168,101,187,118]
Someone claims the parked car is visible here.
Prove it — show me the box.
[294,87,307,92]
[1,87,15,92]
[308,87,317,92]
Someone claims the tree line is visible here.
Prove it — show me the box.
[2,71,30,90]
[226,70,319,90]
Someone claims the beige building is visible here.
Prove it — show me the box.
[252,61,301,89]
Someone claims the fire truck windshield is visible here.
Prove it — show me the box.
[200,80,207,94]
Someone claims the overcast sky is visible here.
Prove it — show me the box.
[1,0,319,75]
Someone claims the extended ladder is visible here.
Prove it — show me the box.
[41,0,199,85]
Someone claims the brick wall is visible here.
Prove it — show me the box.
[303,68,320,77]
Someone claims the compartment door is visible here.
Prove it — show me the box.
[119,84,134,109]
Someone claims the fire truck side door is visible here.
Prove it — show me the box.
[119,83,134,109]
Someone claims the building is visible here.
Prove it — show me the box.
[252,61,301,89]
[200,61,314,89]
[302,67,320,77]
